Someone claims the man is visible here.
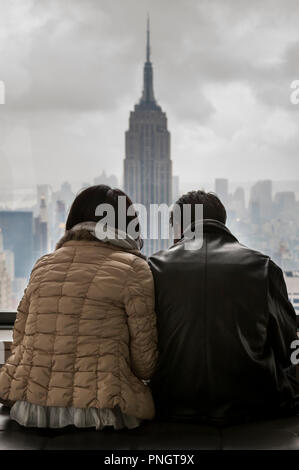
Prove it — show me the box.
[149,190,298,425]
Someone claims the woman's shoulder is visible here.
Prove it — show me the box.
[30,252,54,273]
[108,243,147,262]
[29,245,149,281]
[109,248,147,269]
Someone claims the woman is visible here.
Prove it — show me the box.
[0,185,158,430]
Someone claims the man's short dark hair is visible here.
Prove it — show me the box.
[170,190,227,231]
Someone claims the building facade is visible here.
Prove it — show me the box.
[124,19,172,255]
[0,229,12,309]
[0,210,33,279]
[284,271,299,317]
[33,195,48,261]
[215,179,229,207]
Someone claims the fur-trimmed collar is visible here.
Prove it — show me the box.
[56,225,146,259]
[56,229,99,250]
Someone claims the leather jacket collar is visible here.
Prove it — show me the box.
[176,219,238,246]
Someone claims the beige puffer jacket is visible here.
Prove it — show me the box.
[0,230,158,420]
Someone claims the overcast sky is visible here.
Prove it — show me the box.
[0,0,299,194]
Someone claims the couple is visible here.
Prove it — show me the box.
[0,185,297,429]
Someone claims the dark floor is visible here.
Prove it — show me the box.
[0,405,299,450]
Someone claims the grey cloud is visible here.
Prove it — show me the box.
[0,0,299,188]
[3,0,299,116]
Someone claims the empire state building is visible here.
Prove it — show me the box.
[124,18,173,255]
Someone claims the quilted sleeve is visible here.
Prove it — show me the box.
[11,289,30,353]
[124,256,158,380]
[11,254,48,353]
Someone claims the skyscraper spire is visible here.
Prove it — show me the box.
[140,14,156,106]
[146,14,150,62]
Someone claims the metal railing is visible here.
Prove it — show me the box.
[0,312,17,329]
[0,311,299,329]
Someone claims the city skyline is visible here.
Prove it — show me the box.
[0,0,299,192]
[1,172,299,310]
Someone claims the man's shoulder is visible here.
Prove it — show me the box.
[228,242,283,282]
[149,243,183,265]
[267,258,284,281]
[229,239,270,261]
[149,238,275,277]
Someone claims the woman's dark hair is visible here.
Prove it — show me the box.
[66,185,141,237]
[170,190,227,230]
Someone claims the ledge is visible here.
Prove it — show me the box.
[0,405,299,450]
[1,311,299,449]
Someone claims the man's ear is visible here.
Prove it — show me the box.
[172,221,183,242]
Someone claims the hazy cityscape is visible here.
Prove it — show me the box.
[0,174,299,314]
[0,1,298,317]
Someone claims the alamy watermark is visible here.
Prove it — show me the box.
[93,196,203,250]
[290,80,299,104]
[291,339,299,365]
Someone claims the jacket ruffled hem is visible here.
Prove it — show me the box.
[10,400,142,430]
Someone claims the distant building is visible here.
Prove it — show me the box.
[33,196,48,261]
[231,187,246,218]
[4,250,14,281]
[0,229,12,309]
[249,180,273,221]
[12,277,27,309]
[94,171,119,189]
[50,182,74,249]
[0,210,33,279]
[124,18,172,254]
[52,182,74,212]
[37,185,52,213]
[0,253,12,309]
[55,200,66,244]
[284,271,299,316]
[215,179,229,206]
[172,176,180,203]
[274,192,296,219]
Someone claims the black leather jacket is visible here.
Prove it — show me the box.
[149,219,298,425]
